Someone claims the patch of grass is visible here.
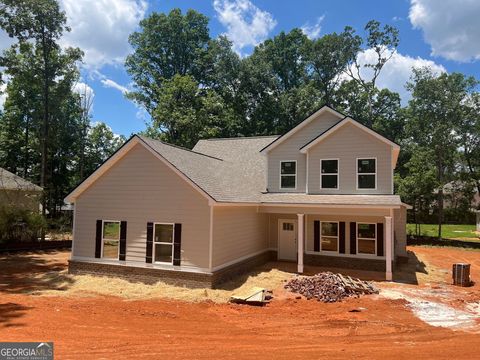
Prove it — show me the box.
[407,224,479,241]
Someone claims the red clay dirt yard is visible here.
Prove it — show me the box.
[1,246,479,359]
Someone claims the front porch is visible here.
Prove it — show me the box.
[260,204,397,280]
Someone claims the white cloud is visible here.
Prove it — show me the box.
[409,0,480,62]
[60,0,147,69]
[213,0,276,54]
[0,83,7,110]
[100,78,129,94]
[349,49,446,102]
[72,82,95,100]
[301,15,325,40]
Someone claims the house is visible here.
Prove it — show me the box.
[0,167,42,211]
[65,106,410,288]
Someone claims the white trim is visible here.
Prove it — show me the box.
[70,204,77,259]
[152,222,175,265]
[356,157,377,190]
[306,152,309,193]
[356,222,377,256]
[211,249,272,272]
[279,160,297,190]
[320,221,339,253]
[101,220,121,260]
[300,117,400,155]
[385,216,393,280]
[320,158,340,190]
[209,205,214,270]
[261,106,344,153]
[297,214,304,273]
[65,136,215,204]
[257,203,400,209]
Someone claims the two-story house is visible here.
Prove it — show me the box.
[65,105,410,288]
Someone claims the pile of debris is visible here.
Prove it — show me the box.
[284,272,379,303]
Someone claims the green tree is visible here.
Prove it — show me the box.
[0,0,83,217]
[406,68,478,238]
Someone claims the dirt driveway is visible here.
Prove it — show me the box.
[1,247,479,359]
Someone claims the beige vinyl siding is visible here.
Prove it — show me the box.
[308,122,393,194]
[394,206,407,257]
[212,206,268,268]
[267,112,341,193]
[73,143,211,269]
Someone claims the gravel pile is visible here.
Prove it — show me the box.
[284,272,378,303]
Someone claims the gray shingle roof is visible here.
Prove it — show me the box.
[0,167,42,192]
[138,135,404,207]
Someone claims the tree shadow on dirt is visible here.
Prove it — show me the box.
[0,302,33,328]
[393,250,427,285]
[0,249,75,294]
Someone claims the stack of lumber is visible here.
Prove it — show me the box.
[284,272,379,303]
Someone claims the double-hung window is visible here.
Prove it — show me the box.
[357,223,376,255]
[320,159,339,189]
[280,161,296,189]
[153,223,174,264]
[102,220,120,259]
[321,221,338,252]
[357,158,376,189]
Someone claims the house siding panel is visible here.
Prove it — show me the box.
[212,206,268,268]
[307,122,393,194]
[73,143,211,269]
[267,112,342,193]
[394,206,408,257]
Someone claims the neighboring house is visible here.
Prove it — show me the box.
[65,106,410,287]
[0,167,42,211]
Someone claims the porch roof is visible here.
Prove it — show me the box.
[258,193,405,207]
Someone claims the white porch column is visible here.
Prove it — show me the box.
[297,213,305,273]
[385,216,393,281]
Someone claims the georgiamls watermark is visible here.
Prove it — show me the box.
[0,342,53,360]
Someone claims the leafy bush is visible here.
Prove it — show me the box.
[0,207,47,243]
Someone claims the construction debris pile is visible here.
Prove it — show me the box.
[284,272,379,303]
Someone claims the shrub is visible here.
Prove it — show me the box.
[0,207,47,243]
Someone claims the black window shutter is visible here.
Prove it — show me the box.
[95,220,102,258]
[173,223,182,266]
[313,220,320,252]
[146,222,153,263]
[350,222,356,254]
[119,221,127,261]
[377,223,384,256]
[339,222,346,254]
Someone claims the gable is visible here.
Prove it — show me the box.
[65,136,215,203]
[300,118,400,168]
[260,106,345,153]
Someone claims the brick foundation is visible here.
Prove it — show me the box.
[68,260,213,288]
[68,250,276,289]
[304,253,387,272]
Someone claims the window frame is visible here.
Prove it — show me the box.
[152,222,175,265]
[356,222,377,255]
[101,220,121,259]
[279,160,297,190]
[320,158,339,190]
[356,157,377,190]
[320,221,339,253]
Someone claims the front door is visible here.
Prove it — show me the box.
[278,219,297,261]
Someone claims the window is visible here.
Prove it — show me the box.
[357,223,376,255]
[320,159,339,189]
[153,223,174,264]
[102,221,120,259]
[321,221,338,252]
[357,158,376,189]
[280,161,296,189]
[282,222,295,231]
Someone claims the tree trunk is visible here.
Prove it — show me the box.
[24,114,30,179]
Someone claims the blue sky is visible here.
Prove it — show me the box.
[16,0,480,137]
